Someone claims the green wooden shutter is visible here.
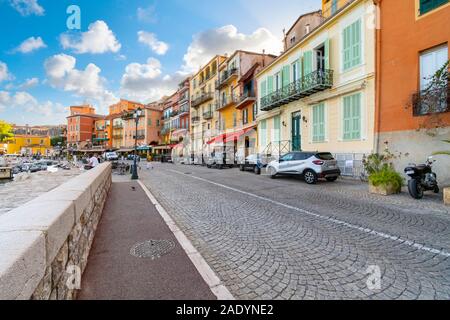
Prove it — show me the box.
[267,75,274,94]
[324,39,330,70]
[343,20,362,70]
[351,93,361,139]
[298,57,303,80]
[303,51,313,75]
[282,65,290,87]
[312,103,325,142]
[343,93,361,140]
[274,115,281,142]
[260,119,267,149]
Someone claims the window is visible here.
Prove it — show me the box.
[312,103,326,142]
[281,153,294,161]
[290,36,296,44]
[243,108,249,125]
[148,119,152,126]
[331,0,338,15]
[343,93,362,140]
[275,73,281,91]
[305,24,310,34]
[418,44,448,114]
[292,62,298,82]
[233,112,237,127]
[156,120,160,126]
[420,0,449,15]
[420,45,448,90]
[343,19,362,70]
[253,103,258,120]
[274,115,281,142]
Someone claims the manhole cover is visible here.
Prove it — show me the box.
[130,240,175,259]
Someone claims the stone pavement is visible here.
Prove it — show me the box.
[78,179,216,300]
[139,163,450,300]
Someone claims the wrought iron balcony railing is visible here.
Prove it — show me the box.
[216,94,239,111]
[236,91,257,109]
[412,85,449,116]
[192,116,201,123]
[216,68,238,89]
[260,69,334,112]
[203,111,214,120]
[191,92,214,108]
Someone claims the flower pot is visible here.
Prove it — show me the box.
[369,182,401,196]
[444,187,450,206]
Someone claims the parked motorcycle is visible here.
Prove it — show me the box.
[404,156,440,199]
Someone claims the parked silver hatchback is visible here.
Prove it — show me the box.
[266,152,341,184]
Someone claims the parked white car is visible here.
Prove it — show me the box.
[104,152,119,161]
[266,152,341,184]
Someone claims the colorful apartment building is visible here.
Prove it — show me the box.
[256,0,375,176]
[6,125,52,155]
[210,50,277,163]
[67,105,104,150]
[190,55,227,164]
[107,99,144,149]
[375,0,450,182]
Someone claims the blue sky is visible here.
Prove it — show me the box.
[0,0,322,125]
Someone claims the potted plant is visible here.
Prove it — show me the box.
[363,145,404,196]
[434,139,450,205]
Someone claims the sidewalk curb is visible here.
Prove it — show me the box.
[137,180,235,301]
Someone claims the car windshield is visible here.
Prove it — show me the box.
[315,153,334,161]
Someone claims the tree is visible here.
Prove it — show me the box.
[0,120,13,143]
[51,136,66,147]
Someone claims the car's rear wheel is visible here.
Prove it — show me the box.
[268,167,277,179]
[304,169,318,185]
[326,176,338,182]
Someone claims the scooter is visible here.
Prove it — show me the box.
[404,156,440,199]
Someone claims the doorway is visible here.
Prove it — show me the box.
[292,111,301,152]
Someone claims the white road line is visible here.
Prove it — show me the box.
[170,169,450,259]
[137,180,235,301]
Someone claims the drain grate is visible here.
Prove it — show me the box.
[130,240,175,259]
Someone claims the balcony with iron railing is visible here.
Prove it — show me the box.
[203,110,214,120]
[161,127,170,135]
[113,124,124,129]
[191,92,214,108]
[179,103,190,115]
[216,68,238,89]
[192,116,201,124]
[216,94,239,111]
[236,91,257,110]
[412,85,449,116]
[260,69,334,112]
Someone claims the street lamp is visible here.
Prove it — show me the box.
[131,107,143,180]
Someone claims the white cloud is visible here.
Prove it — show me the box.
[182,25,281,73]
[60,20,121,54]
[0,61,13,83]
[0,90,36,109]
[14,36,47,53]
[120,57,183,102]
[138,31,169,55]
[19,77,39,89]
[137,5,157,23]
[9,0,44,16]
[44,53,118,110]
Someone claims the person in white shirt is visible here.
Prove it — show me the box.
[88,154,99,168]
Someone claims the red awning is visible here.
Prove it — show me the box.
[206,134,226,145]
[207,126,256,145]
[224,127,256,143]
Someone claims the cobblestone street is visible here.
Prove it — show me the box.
[139,163,450,300]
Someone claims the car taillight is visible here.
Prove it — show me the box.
[313,160,324,166]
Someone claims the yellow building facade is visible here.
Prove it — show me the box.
[189,55,227,164]
[256,0,376,176]
[6,135,52,156]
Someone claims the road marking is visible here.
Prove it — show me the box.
[170,169,450,259]
[137,180,235,300]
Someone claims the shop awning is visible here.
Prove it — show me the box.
[137,146,151,151]
[93,138,109,142]
[207,126,257,145]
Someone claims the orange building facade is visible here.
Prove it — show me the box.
[67,105,103,150]
[376,0,450,183]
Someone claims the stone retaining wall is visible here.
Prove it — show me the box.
[0,163,112,300]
